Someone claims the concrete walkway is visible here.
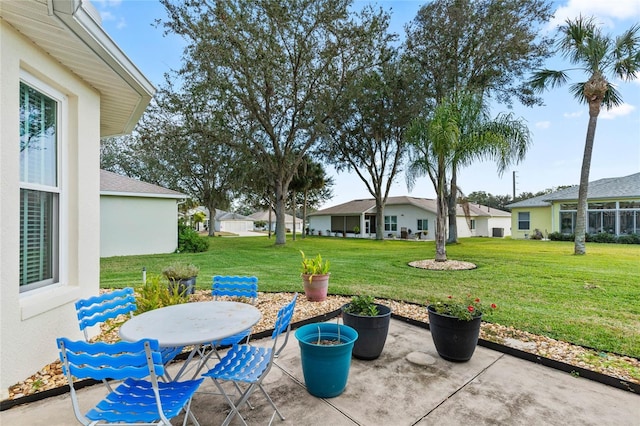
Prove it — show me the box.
[2,319,638,425]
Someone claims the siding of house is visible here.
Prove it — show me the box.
[510,206,552,239]
[0,22,101,395]
[101,196,179,257]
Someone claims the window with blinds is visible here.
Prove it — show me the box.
[19,81,60,291]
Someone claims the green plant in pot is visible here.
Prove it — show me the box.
[162,262,200,295]
[342,295,392,360]
[300,251,330,302]
[427,294,497,362]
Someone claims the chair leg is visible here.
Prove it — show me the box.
[258,384,285,421]
[212,379,248,426]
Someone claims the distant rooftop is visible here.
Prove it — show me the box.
[100,170,186,199]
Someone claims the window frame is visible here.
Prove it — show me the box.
[517,212,530,230]
[19,72,66,293]
[417,218,428,231]
[384,215,397,232]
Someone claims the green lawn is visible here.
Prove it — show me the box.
[101,236,640,358]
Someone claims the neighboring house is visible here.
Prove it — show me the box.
[507,172,640,239]
[308,196,511,239]
[100,170,186,257]
[248,210,304,233]
[0,0,153,398]
[213,210,255,233]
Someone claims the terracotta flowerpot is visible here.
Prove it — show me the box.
[301,273,329,302]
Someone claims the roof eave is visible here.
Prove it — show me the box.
[51,0,154,135]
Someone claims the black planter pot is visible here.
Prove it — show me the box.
[168,276,196,295]
[427,305,482,362]
[342,304,392,360]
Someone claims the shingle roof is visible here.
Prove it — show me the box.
[506,194,552,208]
[247,210,303,222]
[310,196,510,217]
[100,170,186,199]
[506,172,640,207]
[215,210,253,221]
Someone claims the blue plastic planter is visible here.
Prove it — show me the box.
[295,323,358,398]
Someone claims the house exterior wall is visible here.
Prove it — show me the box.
[308,216,332,236]
[510,206,553,239]
[101,196,178,257]
[487,217,512,237]
[381,204,436,238]
[0,22,101,397]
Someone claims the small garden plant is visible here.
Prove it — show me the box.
[429,294,497,321]
[135,274,190,313]
[343,295,379,316]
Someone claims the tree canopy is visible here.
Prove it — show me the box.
[159,0,394,244]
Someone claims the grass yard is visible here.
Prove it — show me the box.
[101,236,640,358]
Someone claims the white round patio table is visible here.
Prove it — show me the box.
[119,301,262,347]
[119,301,261,379]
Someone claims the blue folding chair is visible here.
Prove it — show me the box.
[57,337,203,426]
[202,293,297,426]
[75,288,183,384]
[211,276,259,353]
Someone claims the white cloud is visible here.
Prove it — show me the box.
[100,10,115,22]
[116,17,126,30]
[600,103,636,119]
[548,0,640,30]
[563,111,583,118]
[536,121,551,129]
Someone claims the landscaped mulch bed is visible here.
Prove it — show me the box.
[6,291,639,401]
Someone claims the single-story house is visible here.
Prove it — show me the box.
[308,196,511,239]
[100,170,187,257]
[0,0,153,398]
[507,172,640,239]
[248,210,304,233]
[213,210,255,233]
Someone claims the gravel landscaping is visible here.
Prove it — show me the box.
[6,291,639,401]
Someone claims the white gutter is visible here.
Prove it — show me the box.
[49,0,155,134]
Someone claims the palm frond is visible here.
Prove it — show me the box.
[569,82,588,104]
[529,69,569,92]
[612,23,640,80]
[558,15,599,64]
[603,84,623,108]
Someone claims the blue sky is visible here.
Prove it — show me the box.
[96,0,640,208]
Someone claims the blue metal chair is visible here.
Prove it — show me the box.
[57,337,203,426]
[201,293,297,426]
[75,288,183,384]
[211,276,259,351]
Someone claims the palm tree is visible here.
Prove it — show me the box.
[406,93,531,262]
[445,93,531,243]
[529,16,640,255]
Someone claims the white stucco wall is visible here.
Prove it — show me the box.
[101,195,179,257]
[0,22,101,397]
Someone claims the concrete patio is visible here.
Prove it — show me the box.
[2,318,638,425]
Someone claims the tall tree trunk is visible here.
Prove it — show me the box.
[302,190,308,239]
[292,191,297,241]
[274,180,287,245]
[375,200,384,240]
[435,159,448,261]
[447,167,458,243]
[206,204,216,237]
[574,110,599,255]
[575,73,605,255]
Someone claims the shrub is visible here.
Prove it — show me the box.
[588,232,617,244]
[617,233,640,244]
[135,274,189,314]
[177,223,209,253]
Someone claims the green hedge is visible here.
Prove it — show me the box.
[548,232,640,244]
